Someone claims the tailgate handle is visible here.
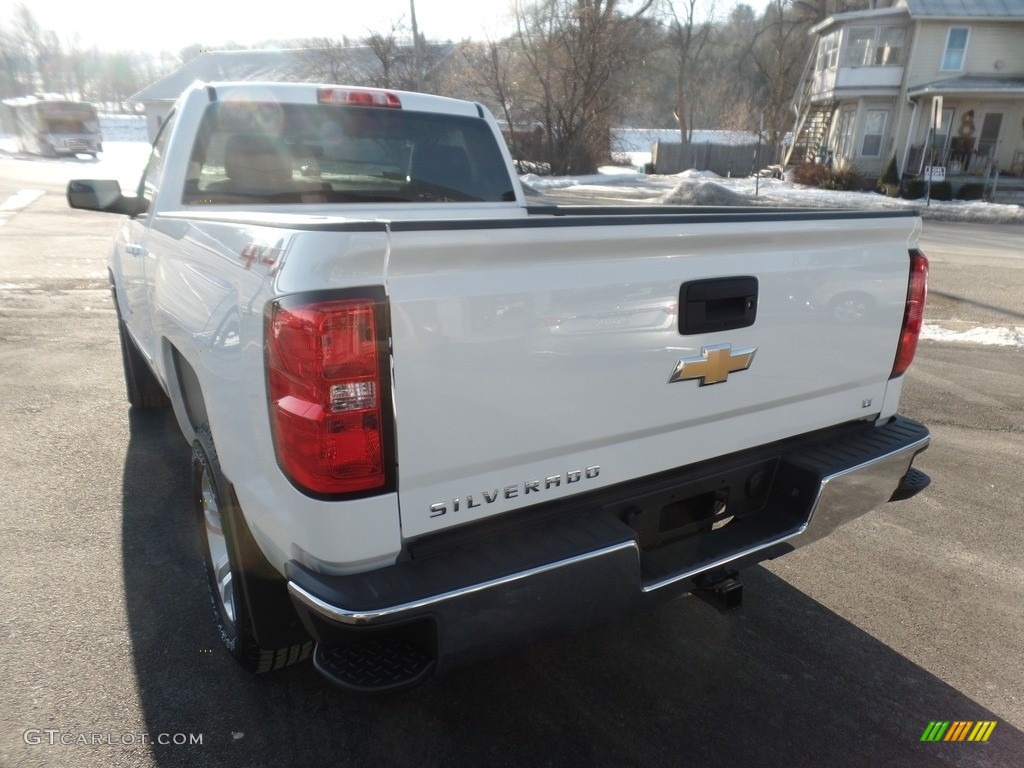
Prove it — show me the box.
[680,277,758,335]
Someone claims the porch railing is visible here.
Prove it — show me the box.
[906,142,993,177]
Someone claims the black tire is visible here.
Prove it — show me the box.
[192,424,313,673]
[111,281,171,409]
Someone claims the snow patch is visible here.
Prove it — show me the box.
[597,165,643,176]
[0,189,45,211]
[921,323,1024,348]
[678,169,722,179]
[520,174,578,190]
[660,178,750,207]
[98,114,149,142]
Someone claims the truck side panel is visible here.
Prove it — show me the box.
[148,219,403,573]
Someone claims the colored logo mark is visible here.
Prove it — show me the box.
[920,721,997,742]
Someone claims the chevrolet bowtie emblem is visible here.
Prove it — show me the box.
[668,343,757,386]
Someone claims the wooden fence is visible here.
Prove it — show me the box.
[652,139,770,177]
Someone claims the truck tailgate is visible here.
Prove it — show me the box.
[385,213,918,539]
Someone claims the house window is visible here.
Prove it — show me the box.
[846,28,875,67]
[874,28,905,66]
[844,27,905,67]
[836,108,857,160]
[941,27,969,71]
[861,110,888,157]
[817,32,840,71]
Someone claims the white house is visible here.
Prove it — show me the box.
[788,0,1024,187]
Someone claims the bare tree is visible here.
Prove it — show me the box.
[513,0,657,175]
[101,52,142,111]
[362,23,452,92]
[744,0,809,144]
[0,9,193,106]
[701,68,760,133]
[63,37,99,100]
[454,40,524,149]
[290,23,454,93]
[296,38,356,83]
[790,0,868,21]
[0,18,34,97]
[663,0,713,143]
[13,5,64,93]
[364,22,411,89]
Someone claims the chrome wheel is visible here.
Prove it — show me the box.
[201,469,236,626]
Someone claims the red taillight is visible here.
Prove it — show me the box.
[316,88,401,108]
[266,295,390,495]
[891,248,929,379]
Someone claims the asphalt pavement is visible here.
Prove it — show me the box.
[1,150,1022,768]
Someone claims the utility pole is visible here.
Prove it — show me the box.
[410,0,424,92]
[755,115,763,196]
[926,95,942,207]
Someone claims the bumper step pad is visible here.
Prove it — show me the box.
[314,636,435,694]
[889,467,931,502]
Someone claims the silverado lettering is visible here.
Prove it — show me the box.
[429,466,602,517]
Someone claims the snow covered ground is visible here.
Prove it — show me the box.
[523,166,1024,225]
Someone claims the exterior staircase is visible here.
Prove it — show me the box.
[783,50,836,168]
[789,102,837,166]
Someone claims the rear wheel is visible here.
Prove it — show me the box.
[193,424,312,673]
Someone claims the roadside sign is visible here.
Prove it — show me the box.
[924,166,946,182]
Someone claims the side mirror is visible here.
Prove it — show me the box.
[67,180,148,217]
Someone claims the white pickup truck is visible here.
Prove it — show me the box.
[69,81,930,693]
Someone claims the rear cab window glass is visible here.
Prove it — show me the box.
[183,100,515,205]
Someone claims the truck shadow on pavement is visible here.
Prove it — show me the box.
[122,409,1022,768]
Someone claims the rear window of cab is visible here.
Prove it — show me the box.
[183,100,516,205]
